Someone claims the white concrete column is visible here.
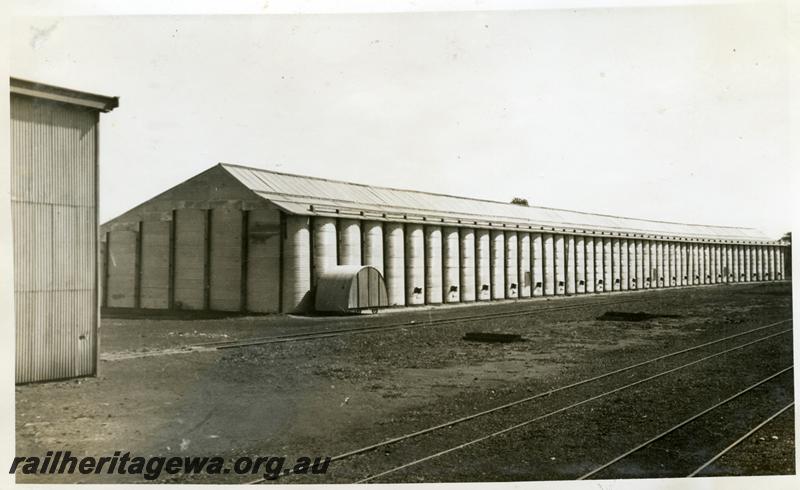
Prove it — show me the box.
[312,217,337,283]
[491,229,506,300]
[566,235,577,294]
[459,228,476,302]
[611,238,621,291]
[585,236,595,293]
[362,221,384,274]
[620,239,629,291]
[383,222,405,306]
[338,219,361,266]
[424,225,443,304]
[603,238,613,292]
[532,233,544,296]
[668,242,677,286]
[635,240,644,289]
[404,224,425,305]
[443,226,460,303]
[628,239,637,289]
[518,232,531,298]
[476,229,491,300]
[282,215,311,313]
[505,231,519,298]
[555,234,566,295]
[594,237,604,292]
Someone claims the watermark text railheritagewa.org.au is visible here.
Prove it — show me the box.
[10,451,330,480]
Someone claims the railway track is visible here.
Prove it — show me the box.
[103,294,656,361]
[247,317,792,484]
[688,401,795,477]
[194,290,696,351]
[579,367,794,479]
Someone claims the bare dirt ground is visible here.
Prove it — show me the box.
[14,281,794,483]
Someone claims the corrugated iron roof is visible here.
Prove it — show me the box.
[10,77,119,112]
[220,163,773,242]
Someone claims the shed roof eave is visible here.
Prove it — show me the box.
[10,77,119,112]
[262,195,773,243]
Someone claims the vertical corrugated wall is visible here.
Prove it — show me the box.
[246,208,281,312]
[140,220,170,309]
[209,208,244,311]
[11,96,98,383]
[173,209,208,310]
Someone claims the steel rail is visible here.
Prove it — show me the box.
[246,321,791,484]
[198,296,647,350]
[197,287,772,350]
[687,401,795,478]
[579,366,794,480]
[353,331,791,484]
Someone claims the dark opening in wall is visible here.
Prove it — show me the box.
[509,283,517,290]
[558,281,565,287]
[413,287,422,294]
[579,280,585,286]
[481,284,489,292]
[449,285,458,293]
[534,282,542,289]
[597,280,603,285]
[614,278,620,284]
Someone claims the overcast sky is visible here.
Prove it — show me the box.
[10,2,794,238]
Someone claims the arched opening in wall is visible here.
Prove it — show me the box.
[314,265,389,314]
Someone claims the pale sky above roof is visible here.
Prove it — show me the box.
[9,1,795,239]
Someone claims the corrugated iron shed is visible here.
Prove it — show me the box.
[314,265,389,313]
[220,163,772,243]
[11,77,118,384]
